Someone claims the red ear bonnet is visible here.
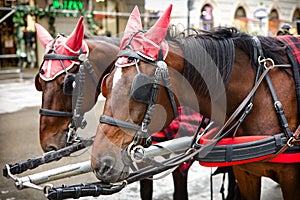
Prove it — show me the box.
[37,16,88,81]
[144,4,172,48]
[35,23,54,48]
[119,6,143,51]
[117,4,172,65]
[65,16,84,52]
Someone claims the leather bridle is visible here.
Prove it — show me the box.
[39,36,99,144]
[99,36,178,162]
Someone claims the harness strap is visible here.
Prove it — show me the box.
[67,63,86,143]
[81,57,99,87]
[39,108,73,117]
[253,37,293,138]
[165,63,292,167]
[230,37,265,137]
[196,133,299,164]
[263,125,300,161]
[266,75,293,138]
[99,115,140,131]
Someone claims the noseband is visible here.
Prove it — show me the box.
[99,36,178,163]
[39,36,99,143]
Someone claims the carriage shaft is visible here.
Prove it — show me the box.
[12,137,193,190]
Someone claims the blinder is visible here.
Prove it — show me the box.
[35,73,42,91]
[130,73,155,104]
[63,73,77,96]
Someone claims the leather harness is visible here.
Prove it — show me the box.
[100,35,300,166]
[38,37,98,144]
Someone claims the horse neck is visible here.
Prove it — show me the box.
[167,38,234,123]
[80,38,119,112]
[167,32,298,137]
[85,37,120,75]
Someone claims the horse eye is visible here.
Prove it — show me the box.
[128,57,134,62]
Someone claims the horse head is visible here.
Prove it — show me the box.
[90,4,187,183]
[35,16,119,152]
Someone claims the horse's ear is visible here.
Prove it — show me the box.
[35,23,54,48]
[66,16,84,51]
[35,74,42,91]
[119,6,142,50]
[144,4,172,46]
[100,73,110,98]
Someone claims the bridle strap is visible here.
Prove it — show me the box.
[43,54,80,61]
[118,50,158,66]
[99,115,140,131]
[39,108,73,117]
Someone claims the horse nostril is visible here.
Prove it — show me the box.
[45,145,58,152]
[98,156,115,175]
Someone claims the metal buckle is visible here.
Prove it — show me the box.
[287,137,295,147]
[66,124,80,144]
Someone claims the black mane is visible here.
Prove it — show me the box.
[167,27,286,97]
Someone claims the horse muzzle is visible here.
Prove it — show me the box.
[92,155,129,183]
[41,131,68,152]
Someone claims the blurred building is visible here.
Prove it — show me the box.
[1,0,299,69]
[0,0,144,68]
[145,0,300,36]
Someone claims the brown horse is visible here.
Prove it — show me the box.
[34,17,119,152]
[34,16,194,200]
[91,5,300,200]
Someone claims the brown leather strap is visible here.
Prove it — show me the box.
[263,124,300,162]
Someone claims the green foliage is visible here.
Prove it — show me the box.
[12,4,97,59]
[12,4,97,36]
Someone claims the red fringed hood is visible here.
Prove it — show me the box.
[116,5,172,67]
[36,16,88,81]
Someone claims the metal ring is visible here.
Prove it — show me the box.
[130,145,145,163]
[287,137,295,147]
[257,56,265,64]
[126,142,134,157]
[263,58,275,70]
[43,184,54,196]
